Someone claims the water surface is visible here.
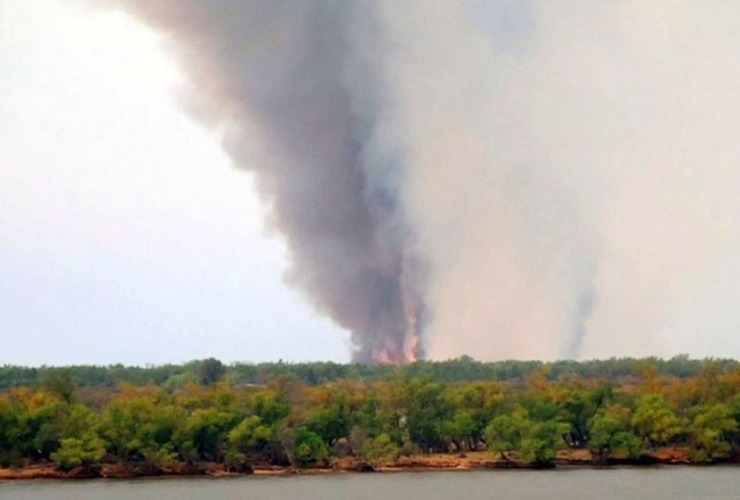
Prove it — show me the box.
[1,467,738,500]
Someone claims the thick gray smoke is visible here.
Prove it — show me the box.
[105,0,422,362]
[106,1,740,361]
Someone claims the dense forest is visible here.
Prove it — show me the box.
[0,357,738,475]
[3,355,738,390]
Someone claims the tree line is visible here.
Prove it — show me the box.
[0,357,738,472]
[1,355,737,390]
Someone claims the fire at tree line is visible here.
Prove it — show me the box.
[0,356,738,475]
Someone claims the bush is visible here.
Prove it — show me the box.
[51,433,106,471]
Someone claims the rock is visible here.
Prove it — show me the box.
[356,462,376,473]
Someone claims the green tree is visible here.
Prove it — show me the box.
[729,394,740,454]
[42,371,75,404]
[100,393,185,466]
[588,405,643,462]
[198,358,226,385]
[485,408,568,467]
[484,410,529,462]
[631,395,683,447]
[228,415,273,455]
[400,378,449,452]
[303,405,349,448]
[557,387,599,448]
[688,404,738,463]
[441,410,476,453]
[293,427,329,465]
[139,404,185,465]
[362,433,399,466]
[100,397,152,459]
[176,408,238,462]
[50,432,106,471]
[63,404,99,440]
[0,397,21,466]
[520,420,570,467]
[17,400,68,460]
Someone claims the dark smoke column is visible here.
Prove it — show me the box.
[110,0,423,362]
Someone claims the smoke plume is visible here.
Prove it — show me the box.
[106,1,740,361]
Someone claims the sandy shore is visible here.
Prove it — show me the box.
[1,449,734,481]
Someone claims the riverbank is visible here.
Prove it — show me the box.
[1,448,736,481]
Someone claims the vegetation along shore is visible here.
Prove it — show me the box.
[0,357,738,479]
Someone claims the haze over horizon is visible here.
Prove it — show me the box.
[3,0,740,366]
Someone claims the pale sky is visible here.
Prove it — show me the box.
[3,1,740,366]
[0,0,350,365]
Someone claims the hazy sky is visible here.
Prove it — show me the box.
[0,0,349,365]
[3,0,740,366]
